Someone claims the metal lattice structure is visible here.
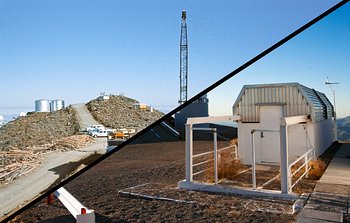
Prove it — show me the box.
[179,10,188,105]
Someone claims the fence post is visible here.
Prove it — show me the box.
[251,130,256,190]
[234,145,238,159]
[185,123,193,182]
[280,123,290,194]
[213,128,218,184]
[305,154,309,178]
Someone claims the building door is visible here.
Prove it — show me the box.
[259,106,284,164]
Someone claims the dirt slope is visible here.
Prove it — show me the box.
[87,95,164,132]
[0,107,79,151]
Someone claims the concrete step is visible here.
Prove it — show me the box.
[297,209,343,222]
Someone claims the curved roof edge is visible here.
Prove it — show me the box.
[232,82,333,123]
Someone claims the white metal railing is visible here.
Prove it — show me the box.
[288,148,315,192]
[191,137,237,184]
[250,129,279,189]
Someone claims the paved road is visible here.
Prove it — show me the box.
[71,103,100,131]
[0,104,106,220]
[296,143,350,223]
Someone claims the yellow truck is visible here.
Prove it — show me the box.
[108,128,136,140]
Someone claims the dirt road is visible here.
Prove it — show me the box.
[0,104,106,220]
[0,138,107,220]
[71,103,100,131]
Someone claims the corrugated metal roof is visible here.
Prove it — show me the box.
[232,82,333,123]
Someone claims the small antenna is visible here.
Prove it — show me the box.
[324,76,339,141]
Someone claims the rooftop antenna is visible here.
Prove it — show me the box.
[325,76,339,141]
[179,10,188,105]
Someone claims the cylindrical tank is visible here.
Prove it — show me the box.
[51,100,65,111]
[35,99,51,112]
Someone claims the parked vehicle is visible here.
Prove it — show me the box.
[108,128,136,140]
[90,129,113,138]
[86,125,105,132]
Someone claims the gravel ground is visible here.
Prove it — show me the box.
[0,107,79,151]
[11,141,297,223]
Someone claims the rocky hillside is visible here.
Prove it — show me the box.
[0,107,79,151]
[0,95,164,152]
[87,95,164,132]
[337,116,350,141]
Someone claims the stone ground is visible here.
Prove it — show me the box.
[9,141,297,223]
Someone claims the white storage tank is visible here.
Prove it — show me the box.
[35,99,51,112]
[51,100,65,111]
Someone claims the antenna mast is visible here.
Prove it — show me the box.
[325,76,339,141]
[179,10,188,104]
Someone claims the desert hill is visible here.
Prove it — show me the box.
[337,116,350,141]
[86,95,163,132]
[0,107,79,151]
[0,95,164,151]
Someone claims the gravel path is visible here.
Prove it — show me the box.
[0,138,107,220]
[71,103,100,131]
[1,104,107,220]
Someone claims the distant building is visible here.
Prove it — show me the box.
[175,94,209,132]
[98,92,110,101]
[133,103,148,111]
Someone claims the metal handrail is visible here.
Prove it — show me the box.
[193,150,213,158]
[191,144,237,179]
[289,148,315,167]
[288,148,315,191]
[193,145,236,159]
[192,159,213,168]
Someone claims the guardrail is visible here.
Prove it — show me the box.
[53,187,95,223]
[288,148,315,192]
[192,145,237,175]
[190,127,237,184]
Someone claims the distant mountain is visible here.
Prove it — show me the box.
[337,116,350,141]
[0,114,18,126]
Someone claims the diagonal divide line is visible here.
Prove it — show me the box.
[2,1,349,222]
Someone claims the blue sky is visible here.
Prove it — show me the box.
[209,1,350,118]
[0,0,348,118]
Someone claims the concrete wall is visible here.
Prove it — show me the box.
[238,119,333,165]
[287,123,312,161]
[237,122,260,164]
[312,119,334,157]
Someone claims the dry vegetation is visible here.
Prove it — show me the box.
[203,139,244,183]
[307,159,327,180]
[47,135,94,152]
[202,137,328,195]
[0,149,40,183]
[204,150,244,183]
[0,135,94,184]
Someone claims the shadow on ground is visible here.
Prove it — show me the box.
[38,213,113,223]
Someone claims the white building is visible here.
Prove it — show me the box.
[232,82,334,165]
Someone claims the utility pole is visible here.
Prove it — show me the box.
[179,10,188,105]
[325,77,339,141]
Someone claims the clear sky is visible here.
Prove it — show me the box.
[209,1,350,118]
[0,1,348,118]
